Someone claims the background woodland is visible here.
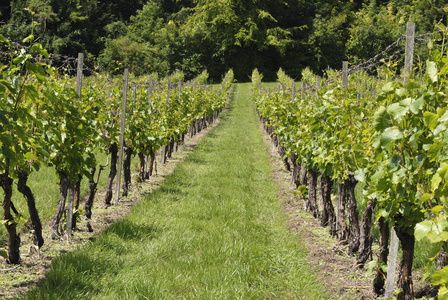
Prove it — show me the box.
[0,0,447,81]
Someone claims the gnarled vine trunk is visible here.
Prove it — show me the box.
[346,174,360,253]
[1,160,20,264]
[396,225,415,300]
[85,167,97,220]
[168,136,174,158]
[278,145,290,171]
[51,171,70,239]
[357,198,376,267]
[307,169,319,218]
[71,174,82,230]
[374,216,389,296]
[122,145,133,197]
[147,148,155,178]
[320,175,336,236]
[337,180,349,242]
[105,142,118,205]
[291,152,301,187]
[138,152,145,182]
[17,171,44,248]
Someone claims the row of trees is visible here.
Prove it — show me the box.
[1,0,447,81]
[0,33,234,265]
[252,24,448,299]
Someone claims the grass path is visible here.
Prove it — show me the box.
[25,83,328,299]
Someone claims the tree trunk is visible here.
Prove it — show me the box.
[278,145,290,171]
[161,144,167,165]
[357,199,376,267]
[291,153,301,187]
[17,171,44,248]
[138,152,145,182]
[436,247,448,271]
[300,165,307,186]
[1,160,20,264]
[85,167,97,219]
[395,225,415,300]
[320,175,336,236]
[337,180,349,242]
[168,136,175,158]
[374,216,389,296]
[196,118,201,133]
[147,148,155,178]
[307,169,319,218]
[189,123,194,138]
[105,142,118,206]
[122,145,133,197]
[71,174,82,230]
[272,134,279,147]
[51,171,70,239]
[346,174,360,254]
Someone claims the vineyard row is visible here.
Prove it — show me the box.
[0,35,234,266]
[252,22,448,300]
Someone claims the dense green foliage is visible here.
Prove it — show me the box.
[25,83,328,300]
[252,25,448,298]
[2,0,447,81]
[0,31,234,264]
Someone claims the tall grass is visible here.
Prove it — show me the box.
[24,83,328,299]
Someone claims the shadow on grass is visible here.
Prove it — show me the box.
[24,219,159,299]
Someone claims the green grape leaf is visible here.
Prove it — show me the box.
[410,96,424,114]
[354,168,366,183]
[438,286,448,300]
[432,173,442,192]
[427,60,438,83]
[387,103,407,122]
[373,106,390,131]
[432,266,448,286]
[424,112,439,131]
[415,219,433,241]
[380,128,402,149]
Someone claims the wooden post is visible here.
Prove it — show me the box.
[75,53,83,100]
[162,78,170,165]
[403,22,415,84]
[145,76,154,178]
[385,229,400,299]
[65,183,74,238]
[384,22,415,299]
[301,81,306,99]
[342,61,348,89]
[316,76,321,101]
[114,68,129,205]
[66,53,83,238]
[148,76,153,103]
[292,83,296,102]
[133,82,137,109]
[178,79,182,101]
[166,77,171,105]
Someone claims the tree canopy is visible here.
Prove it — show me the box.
[1,0,447,81]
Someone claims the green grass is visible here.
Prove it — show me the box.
[24,83,328,299]
[0,151,113,243]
